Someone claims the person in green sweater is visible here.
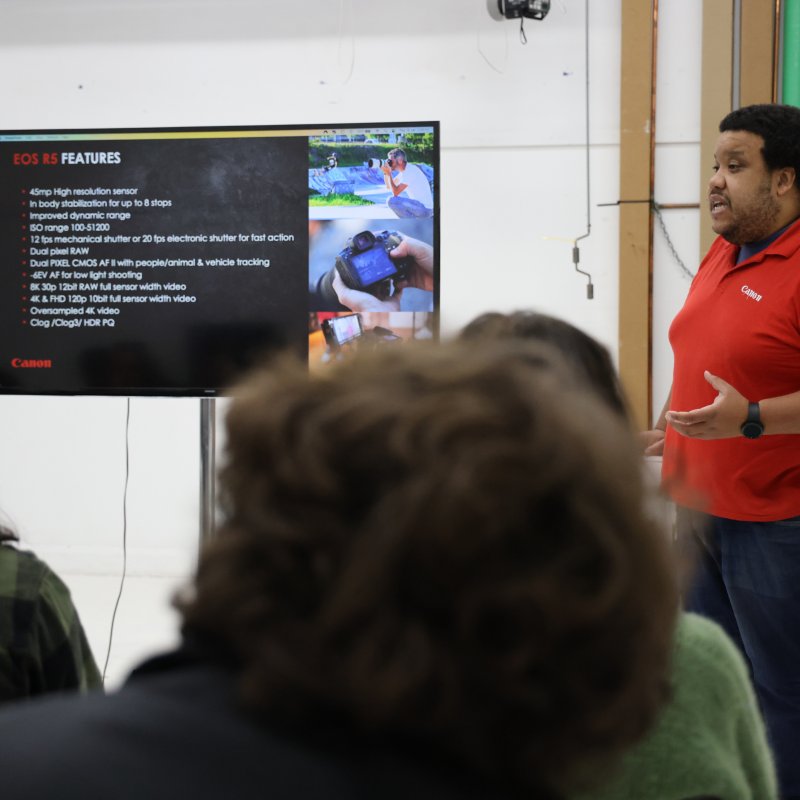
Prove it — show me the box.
[0,524,102,703]
[460,312,777,800]
[578,612,775,800]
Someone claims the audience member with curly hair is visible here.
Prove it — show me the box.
[0,339,677,800]
[459,310,778,800]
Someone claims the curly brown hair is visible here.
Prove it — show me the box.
[178,339,677,797]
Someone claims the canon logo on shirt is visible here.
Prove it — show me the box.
[741,285,763,302]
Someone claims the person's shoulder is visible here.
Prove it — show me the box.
[670,617,777,798]
[698,235,736,269]
[0,657,525,800]
[0,683,110,769]
[0,683,170,799]
[0,544,79,619]
[0,545,51,599]
[0,542,43,567]
[0,655,207,793]
[673,613,752,696]
[677,612,739,653]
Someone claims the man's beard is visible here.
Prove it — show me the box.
[720,181,781,245]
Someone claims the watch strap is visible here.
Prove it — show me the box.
[740,401,764,439]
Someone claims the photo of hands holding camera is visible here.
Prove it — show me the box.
[309,220,435,313]
[331,233,433,312]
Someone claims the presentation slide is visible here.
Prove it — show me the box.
[0,123,439,395]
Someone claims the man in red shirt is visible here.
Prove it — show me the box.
[644,103,800,800]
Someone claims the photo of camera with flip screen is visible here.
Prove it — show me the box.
[316,229,409,308]
[321,312,363,350]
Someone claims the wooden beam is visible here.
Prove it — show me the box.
[618,0,656,429]
[740,0,777,106]
[700,1,735,258]
[700,1,777,255]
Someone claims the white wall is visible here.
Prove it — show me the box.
[0,0,703,685]
[651,0,704,419]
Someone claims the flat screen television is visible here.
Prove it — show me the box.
[0,122,439,395]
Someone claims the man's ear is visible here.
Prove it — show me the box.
[775,166,797,196]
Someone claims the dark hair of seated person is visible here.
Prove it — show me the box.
[459,310,630,420]
[0,526,16,544]
[176,339,677,799]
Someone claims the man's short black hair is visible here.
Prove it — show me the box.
[720,103,800,177]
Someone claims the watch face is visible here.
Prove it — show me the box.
[741,421,764,439]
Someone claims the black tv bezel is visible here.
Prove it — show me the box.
[0,120,440,397]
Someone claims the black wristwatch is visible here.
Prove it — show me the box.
[740,401,764,439]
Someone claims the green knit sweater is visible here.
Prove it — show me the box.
[576,613,777,800]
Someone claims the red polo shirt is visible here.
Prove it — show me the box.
[662,219,800,520]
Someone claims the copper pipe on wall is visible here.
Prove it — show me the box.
[646,0,659,425]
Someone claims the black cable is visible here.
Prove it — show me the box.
[596,199,696,282]
[571,0,594,299]
[102,397,130,685]
[652,202,695,280]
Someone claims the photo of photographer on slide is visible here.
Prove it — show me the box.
[308,129,434,220]
[308,218,434,313]
[308,311,434,370]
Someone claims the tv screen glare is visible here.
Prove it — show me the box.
[0,122,439,395]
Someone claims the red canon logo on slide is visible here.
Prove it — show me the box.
[11,358,52,368]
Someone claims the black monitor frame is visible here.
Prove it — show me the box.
[0,121,439,396]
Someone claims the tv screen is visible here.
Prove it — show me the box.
[328,313,364,347]
[0,122,439,395]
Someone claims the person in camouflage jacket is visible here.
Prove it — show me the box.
[0,525,101,703]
